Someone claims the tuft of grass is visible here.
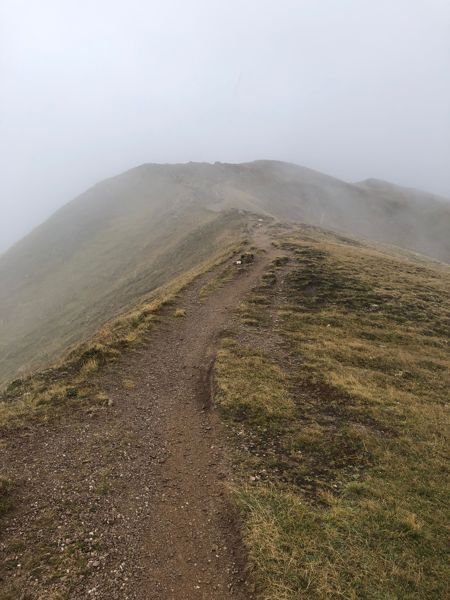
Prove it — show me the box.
[79,357,99,376]
[96,391,110,404]
[216,225,450,599]
[122,378,136,390]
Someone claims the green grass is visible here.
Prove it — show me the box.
[215,225,450,599]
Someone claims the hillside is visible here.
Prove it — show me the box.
[0,202,248,386]
[1,160,449,387]
[216,223,450,598]
[1,221,449,599]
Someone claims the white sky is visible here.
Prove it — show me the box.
[1,0,449,251]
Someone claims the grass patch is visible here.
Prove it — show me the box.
[216,342,294,425]
[122,378,136,390]
[216,225,450,599]
[0,505,91,600]
[236,483,446,600]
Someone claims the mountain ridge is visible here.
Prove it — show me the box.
[1,159,449,386]
[1,221,449,599]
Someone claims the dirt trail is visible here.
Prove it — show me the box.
[1,227,278,599]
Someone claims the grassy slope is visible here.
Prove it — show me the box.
[215,224,450,599]
[210,161,450,262]
[0,221,248,430]
[0,206,247,386]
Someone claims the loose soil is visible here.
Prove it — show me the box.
[0,229,278,599]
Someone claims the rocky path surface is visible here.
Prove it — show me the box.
[1,229,278,599]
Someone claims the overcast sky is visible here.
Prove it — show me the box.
[1,0,449,252]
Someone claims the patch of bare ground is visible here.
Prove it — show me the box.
[0,226,279,599]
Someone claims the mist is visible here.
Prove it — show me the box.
[1,0,449,252]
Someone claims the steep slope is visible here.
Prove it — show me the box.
[1,160,449,386]
[0,202,248,385]
[354,177,450,260]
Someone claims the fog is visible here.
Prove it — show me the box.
[1,0,449,252]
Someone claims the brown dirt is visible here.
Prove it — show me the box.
[0,228,278,599]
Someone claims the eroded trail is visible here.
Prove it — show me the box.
[1,229,278,599]
[106,231,276,599]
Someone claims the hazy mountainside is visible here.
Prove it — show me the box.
[0,200,248,386]
[1,160,449,386]
[232,162,450,261]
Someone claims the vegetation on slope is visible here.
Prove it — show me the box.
[0,232,247,430]
[0,207,247,387]
[215,224,450,599]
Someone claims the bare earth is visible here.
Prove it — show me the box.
[1,230,277,599]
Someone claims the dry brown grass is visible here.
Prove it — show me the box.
[122,378,136,390]
[216,341,294,424]
[215,225,450,599]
